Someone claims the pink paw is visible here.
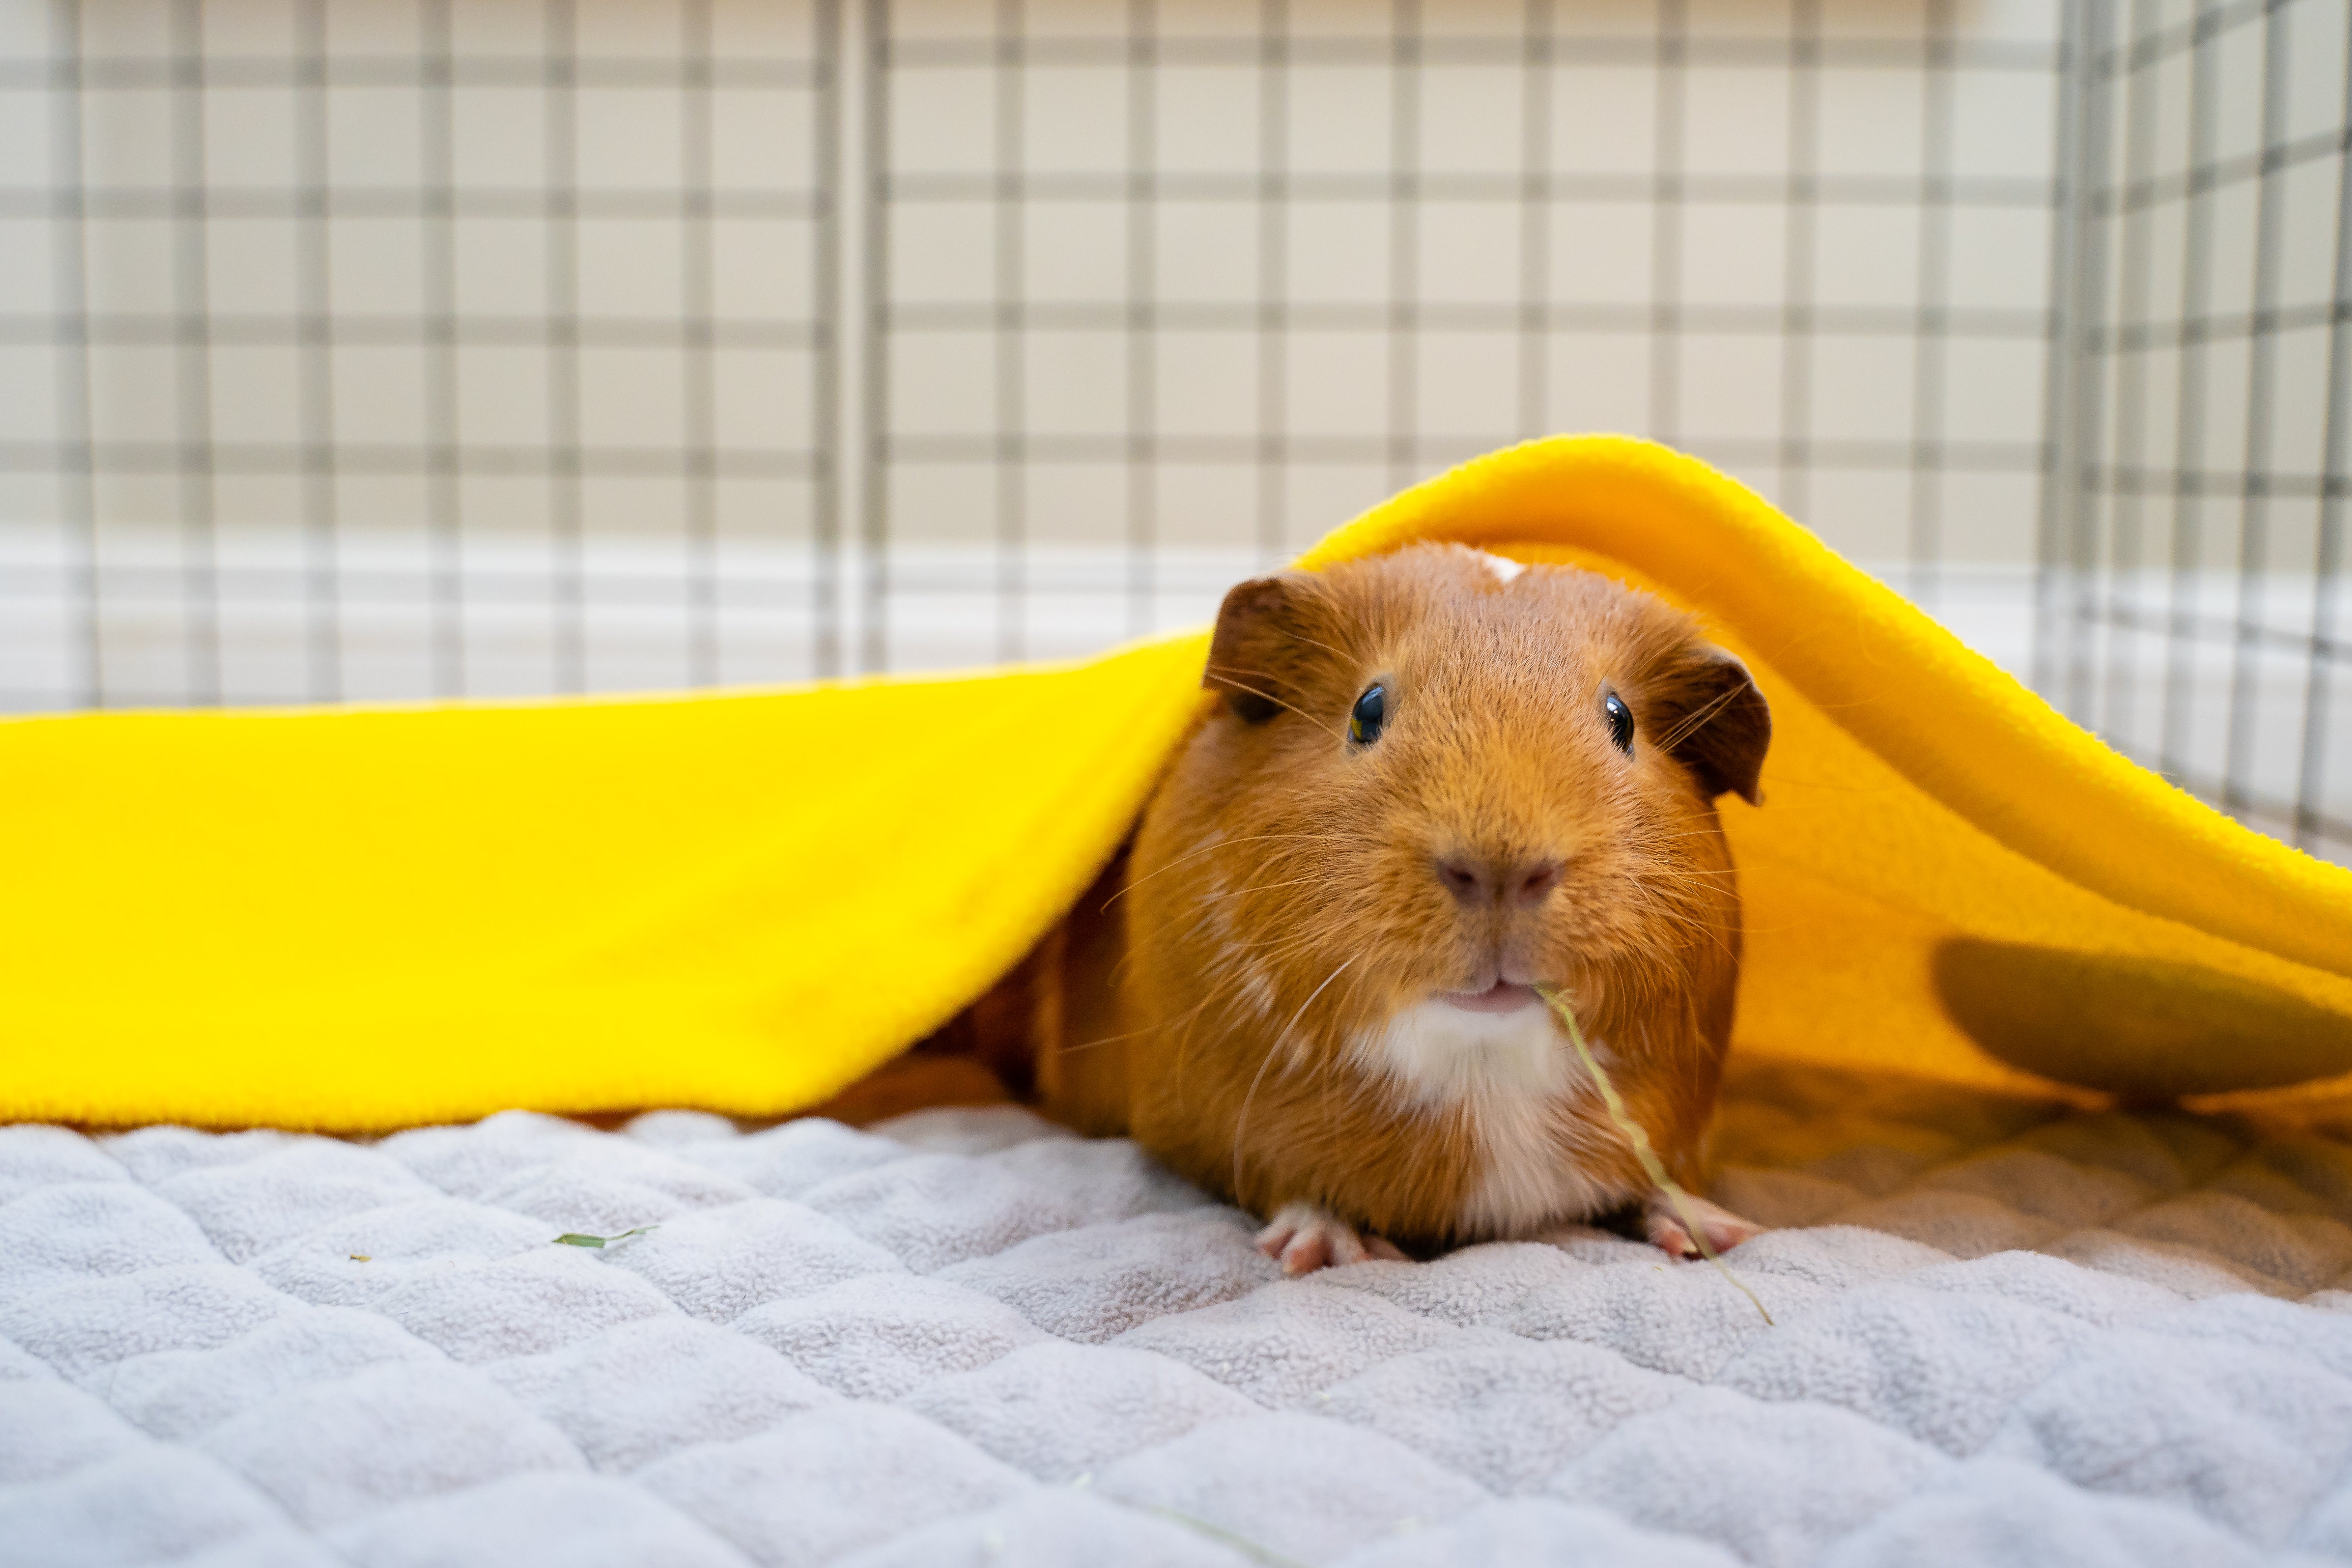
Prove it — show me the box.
[1643,1193,1764,1261]
[1254,1203,1409,1276]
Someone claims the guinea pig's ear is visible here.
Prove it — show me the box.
[1653,646,1772,805]
[1204,571,1327,724]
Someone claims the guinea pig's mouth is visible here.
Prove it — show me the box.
[1438,981,1541,1014]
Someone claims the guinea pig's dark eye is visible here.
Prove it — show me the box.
[1603,690,1635,755]
[1349,684,1387,745]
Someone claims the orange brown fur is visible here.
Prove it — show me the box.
[968,543,1768,1254]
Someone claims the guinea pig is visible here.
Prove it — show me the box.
[942,541,1771,1274]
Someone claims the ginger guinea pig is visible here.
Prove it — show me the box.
[1079,541,1772,1274]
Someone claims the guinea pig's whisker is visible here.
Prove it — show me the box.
[1175,940,1322,1111]
[1622,826,1738,851]
[1192,876,1328,907]
[1233,955,1359,1200]
[1271,957,1357,1063]
[1652,683,1748,754]
[1058,1023,1161,1054]
[1626,879,1727,922]
[1101,833,1350,911]
[1271,628,1355,662]
[1201,666,1348,742]
[1218,928,1325,957]
[1625,846,1742,867]
[1159,989,1226,1117]
[1229,1045,1288,1202]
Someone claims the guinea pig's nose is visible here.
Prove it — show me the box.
[1435,854,1563,909]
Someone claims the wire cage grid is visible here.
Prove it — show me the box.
[861,0,2063,668]
[8,0,2352,862]
[9,0,843,703]
[2040,0,2352,858]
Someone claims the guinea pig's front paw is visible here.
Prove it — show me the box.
[1254,1202,1409,1276]
[1642,1192,1765,1261]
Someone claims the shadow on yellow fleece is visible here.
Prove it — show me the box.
[8,437,2351,1132]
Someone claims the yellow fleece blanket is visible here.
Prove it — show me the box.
[8,437,2352,1131]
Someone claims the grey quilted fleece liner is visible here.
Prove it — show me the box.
[6,1058,2352,1568]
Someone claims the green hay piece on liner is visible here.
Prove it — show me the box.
[551,1227,657,1249]
[1141,1506,1311,1568]
[1534,982,1774,1327]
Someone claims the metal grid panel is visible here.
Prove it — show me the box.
[1,0,840,706]
[3,0,2073,712]
[2042,0,2352,861]
[862,0,2065,672]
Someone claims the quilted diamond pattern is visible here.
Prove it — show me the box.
[7,1062,2352,1567]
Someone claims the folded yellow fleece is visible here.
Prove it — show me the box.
[8,436,2351,1131]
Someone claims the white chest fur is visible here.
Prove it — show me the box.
[1348,1000,1627,1237]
